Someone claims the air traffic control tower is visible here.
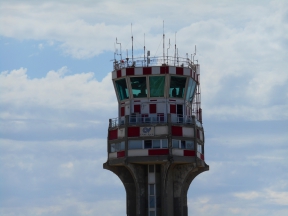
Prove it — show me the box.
[103,39,209,216]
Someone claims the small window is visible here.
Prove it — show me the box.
[169,76,187,98]
[152,140,160,148]
[130,77,147,98]
[172,139,179,148]
[162,139,168,148]
[149,76,165,97]
[149,211,156,216]
[115,78,129,100]
[128,140,142,149]
[149,196,155,208]
[149,165,154,173]
[144,140,152,149]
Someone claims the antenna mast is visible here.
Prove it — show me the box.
[131,23,134,62]
[116,37,122,62]
[174,32,177,66]
[144,33,146,66]
[163,21,165,64]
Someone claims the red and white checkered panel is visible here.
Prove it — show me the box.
[112,66,197,82]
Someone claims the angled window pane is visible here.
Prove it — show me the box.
[162,139,168,148]
[128,140,142,149]
[149,211,155,216]
[169,76,187,98]
[186,140,194,150]
[172,139,179,148]
[111,144,115,152]
[149,76,165,97]
[130,77,147,98]
[120,141,125,150]
[152,140,160,148]
[115,78,129,100]
[186,78,197,102]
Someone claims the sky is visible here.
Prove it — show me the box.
[0,0,288,215]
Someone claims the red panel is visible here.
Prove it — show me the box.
[150,104,156,113]
[134,104,141,113]
[121,107,125,117]
[148,149,169,155]
[143,67,152,75]
[171,126,182,136]
[170,104,176,114]
[184,150,195,156]
[117,70,121,78]
[200,154,205,160]
[160,66,169,74]
[128,127,140,137]
[117,151,125,158]
[109,129,118,140]
[176,67,183,75]
[126,68,135,76]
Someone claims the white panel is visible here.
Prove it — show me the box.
[169,66,176,74]
[128,149,148,156]
[151,67,160,74]
[148,173,155,184]
[121,68,126,76]
[135,68,143,75]
[109,152,117,159]
[118,128,125,138]
[155,126,168,135]
[182,127,194,137]
[184,68,190,76]
[172,149,183,156]
[112,71,117,79]
[197,152,201,158]
[200,131,204,141]
[157,103,166,113]
[141,103,149,113]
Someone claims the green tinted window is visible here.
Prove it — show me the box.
[115,78,129,100]
[186,78,197,102]
[169,76,187,98]
[149,76,165,97]
[130,77,147,98]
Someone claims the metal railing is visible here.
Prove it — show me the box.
[109,114,202,128]
[113,56,198,71]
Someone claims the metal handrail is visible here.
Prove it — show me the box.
[113,56,198,71]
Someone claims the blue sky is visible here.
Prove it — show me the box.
[0,0,288,215]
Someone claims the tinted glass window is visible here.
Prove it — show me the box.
[144,140,152,149]
[152,140,160,148]
[115,78,129,100]
[130,77,147,98]
[162,139,168,148]
[149,76,165,97]
[172,139,179,148]
[169,76,187,98]
[128,140,142,149]
[186,140,194,149]
[186,78,197,102]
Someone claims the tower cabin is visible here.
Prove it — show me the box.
[104,53,209,216]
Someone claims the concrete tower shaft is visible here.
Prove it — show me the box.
[104,55,209,216]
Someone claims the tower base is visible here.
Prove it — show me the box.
[103,161,209,216]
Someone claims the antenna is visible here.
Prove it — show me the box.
[116,37,122,62]
[163,20,165,64]
[193,45,196,63]
[144,33,146,66]
[174,32,177,66]
[167,38,170,65]
[131,23,134,62]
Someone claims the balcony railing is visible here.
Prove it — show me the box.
[109,114,202,128]
[113,56,198,71]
